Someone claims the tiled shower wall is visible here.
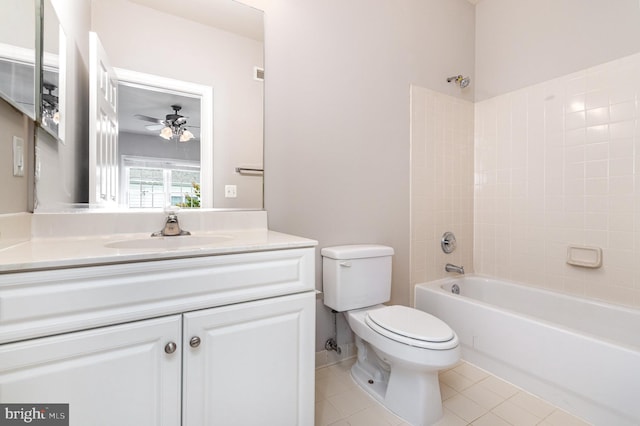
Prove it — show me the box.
[410,86,474,305]
[474,53,640,307]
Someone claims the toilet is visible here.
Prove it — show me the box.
[321,245,460,426]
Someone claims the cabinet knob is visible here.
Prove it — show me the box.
[164,342,177,354]
[189,336,201,348]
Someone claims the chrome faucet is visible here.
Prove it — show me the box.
[445,263,464,274]
[152,210,191,237]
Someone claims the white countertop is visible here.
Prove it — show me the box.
[0,229,317,273]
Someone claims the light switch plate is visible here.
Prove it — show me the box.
[13,136,24,177]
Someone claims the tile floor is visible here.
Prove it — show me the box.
[315,358,591,426]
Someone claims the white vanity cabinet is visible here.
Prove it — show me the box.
[0,246,316,426]
[182,292,314,425]
[0,315,183,425]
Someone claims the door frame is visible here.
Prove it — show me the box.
[114,68,214,208]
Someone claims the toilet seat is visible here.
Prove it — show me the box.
[365,305,457,350]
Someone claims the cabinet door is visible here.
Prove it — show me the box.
[183,292,315,426]
[0,316,181,426]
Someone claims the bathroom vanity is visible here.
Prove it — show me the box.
[0,214,316,425]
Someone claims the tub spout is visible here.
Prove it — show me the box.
[445,263,464,274]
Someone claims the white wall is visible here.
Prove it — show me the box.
[475,0,640,101]
[263,0,475,354]
[91,0,263,209]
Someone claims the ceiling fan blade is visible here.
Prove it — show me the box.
[134,114,163,124]
[145,124,165,131]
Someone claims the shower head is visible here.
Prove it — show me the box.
[447,75,470,89]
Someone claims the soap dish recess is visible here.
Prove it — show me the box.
[566,245,602,268]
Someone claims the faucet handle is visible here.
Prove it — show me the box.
[441,232,457,254]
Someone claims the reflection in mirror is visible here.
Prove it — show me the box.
[34,0,92,211]
[118,80,203,208]
[40,0,66,141]
[91,0,263,210]
[0,0,37,119]
[35,0,265,211]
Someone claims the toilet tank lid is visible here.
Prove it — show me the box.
[321,244,394,260]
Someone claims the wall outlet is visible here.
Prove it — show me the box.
[224,185,237,198]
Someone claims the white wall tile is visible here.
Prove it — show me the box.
[412,53,640,309]
[564,128,586,146]
[610,138,634,157]
[584,160,608,178]
[565,94,585,113]
[610,121,635,139]
[610,101,637,122]
[474,52,640,308]
[565,111,585,130]
[584,142,608,161]
[586,125,609,144]
[410,87,474,304]
[586,107,609,127]
[585,89,609,110]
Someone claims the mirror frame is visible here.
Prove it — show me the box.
[34,0,44,128]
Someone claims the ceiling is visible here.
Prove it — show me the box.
[128,0,264,41]
[118,83,201,140]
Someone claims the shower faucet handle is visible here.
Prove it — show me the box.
[441,232,457,254]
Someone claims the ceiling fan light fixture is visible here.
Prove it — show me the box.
[180,129,195,142]
[159,126,173,140]
[146,105,196,141]
[42,83,59,127]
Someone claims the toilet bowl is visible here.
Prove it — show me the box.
[321,245,460,425]
[346,305,460,426]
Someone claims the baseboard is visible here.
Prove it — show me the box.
[315,343,357,369]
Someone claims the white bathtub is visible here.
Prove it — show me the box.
[414,275,640,426]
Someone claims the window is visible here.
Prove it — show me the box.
[123,156,200,208]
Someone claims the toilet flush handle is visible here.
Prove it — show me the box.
[339,261,352,267]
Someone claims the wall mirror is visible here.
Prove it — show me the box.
[0,0,37,119]
[32,0,264,212]
[39,0,66,142]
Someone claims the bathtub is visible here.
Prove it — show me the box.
[414,275,640,426]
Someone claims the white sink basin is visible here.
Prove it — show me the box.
[105,235,234,250]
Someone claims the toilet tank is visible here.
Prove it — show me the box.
[321,245,394,312]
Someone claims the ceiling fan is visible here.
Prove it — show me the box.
[134,105,198,142]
